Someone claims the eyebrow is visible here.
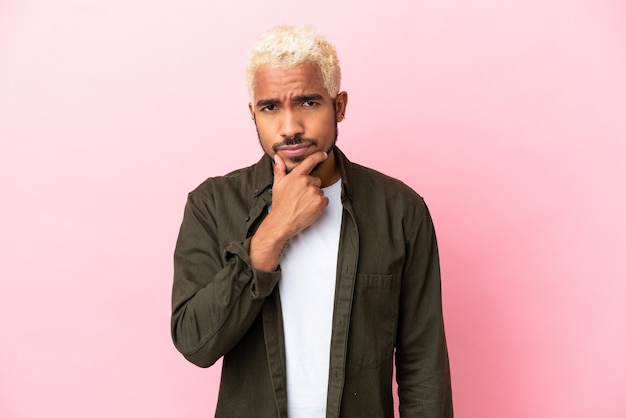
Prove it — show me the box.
[293,94,324,102]
[256,98,279,108]
[255,94,325,108]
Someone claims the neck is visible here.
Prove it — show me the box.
[314,149,341,187]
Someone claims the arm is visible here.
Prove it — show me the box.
[171,187,280,367]
[396,201,453,417]
[171,152,330,367]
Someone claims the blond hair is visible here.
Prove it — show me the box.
[246,25,341,104]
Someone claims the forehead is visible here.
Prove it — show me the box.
[253,62,328,101]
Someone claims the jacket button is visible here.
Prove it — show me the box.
[245,216,250,222]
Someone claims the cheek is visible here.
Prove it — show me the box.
[255,119,271,136]
[255,124,275,151]
[316,114,337,137]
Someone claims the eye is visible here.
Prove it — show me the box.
[261,104,277,112]
[302,101,318,107]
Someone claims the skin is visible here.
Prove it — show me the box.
[248,62,348,271]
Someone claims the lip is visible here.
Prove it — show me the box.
[277,144,311,158]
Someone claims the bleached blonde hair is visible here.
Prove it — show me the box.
[246,25,341,104]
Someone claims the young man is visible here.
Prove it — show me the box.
[171,25,453,417]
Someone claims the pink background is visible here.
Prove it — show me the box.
[1,0,625,417]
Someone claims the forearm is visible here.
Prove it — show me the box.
[249,212,292,272]
[171,242,279,367]
[396,322,452,417]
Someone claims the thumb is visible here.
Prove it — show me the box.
[273,153,286,181]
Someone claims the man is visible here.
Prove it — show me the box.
[171,25,453,417]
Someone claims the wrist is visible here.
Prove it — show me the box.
[249,218,291,272]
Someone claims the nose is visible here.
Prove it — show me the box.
[279,108,304,139]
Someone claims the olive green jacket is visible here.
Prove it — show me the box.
[171,148,453,417]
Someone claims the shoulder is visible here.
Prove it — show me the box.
[345,161,433,235]
[189,162,258,198]
[345,161,435,246]
[349,162,425,205]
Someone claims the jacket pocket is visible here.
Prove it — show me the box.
[346,273,401,368]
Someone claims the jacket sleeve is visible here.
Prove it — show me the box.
[395,200,453,417]
[170,187,280,368]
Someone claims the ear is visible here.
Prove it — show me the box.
[248,102,255,121]
[335,91,348,122]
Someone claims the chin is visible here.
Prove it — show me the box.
[284,162,300,174]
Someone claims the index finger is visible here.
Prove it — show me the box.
[290,151,328,176]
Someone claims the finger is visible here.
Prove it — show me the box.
[291,151,328,176]
[273,153,286,182]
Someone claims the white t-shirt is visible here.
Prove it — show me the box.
[278,179,343,418]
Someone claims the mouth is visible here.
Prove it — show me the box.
[277,143,312,159]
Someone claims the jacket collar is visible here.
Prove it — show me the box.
[251,153,274,198]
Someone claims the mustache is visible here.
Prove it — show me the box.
[272,135,317,153]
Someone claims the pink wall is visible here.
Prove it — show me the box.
[1,0,625,416]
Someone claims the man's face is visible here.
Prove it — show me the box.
[249,62,347,176]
